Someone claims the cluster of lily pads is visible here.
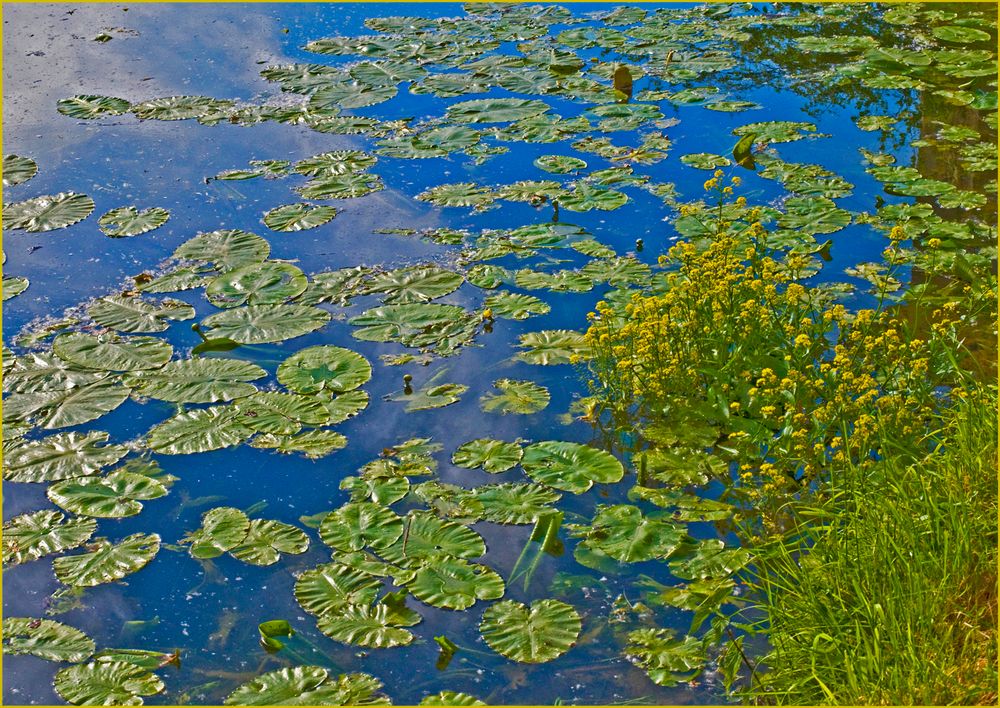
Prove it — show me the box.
[2,1,996,704]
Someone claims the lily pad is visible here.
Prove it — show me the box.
[3,192,95,232]
[234,391,331,434]
[250,429,347,458]
[3,379,131,430]
[447,98,550,123]
[480,599,581,663]
[183,507,250,559]
[417,183,496,209]
[147,406,253,455]
[201,304,330,344]
[277,346,373,395]
[132,95,233,121]
[374,511,485,566]
[127,358,266,403]
[173,229,270,271]
[516,330,590,365]
[367,266,464,304]
[680,153,731,170]
[56,94,131,119]
[349,303,469,345]
[3,276,29,300]
[406,555,505,610]
[229,519,310,566]
[88,295,195,333]
[534,155,587,174]
[4,431,127,483]
[483,292,550,320]
[452,439,523,473]
[295,562,382,617]
[224,666,388,706]
[573,505,688,563]
[53,533,160,587]
[320,502,404,552]
[480,379,550,415]
[3,154,38,186]
[53,333,172,372]
[297,173,384,200]
[2,617,95,663]
[2,510,97,566]
[419,691,486,706]
[392,382,468,412]
[624,629,704,687]
[521,441,624,494]
[206,262,308,307]
[98,206,170,237]
[316,604,415,649]
[557,184,628,212]
[47,470,168,518]
[475,483,562,525]
[263,203,338,232]
[295,150,378,176]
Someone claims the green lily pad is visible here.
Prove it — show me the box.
[474,483,562,524]
[480,379,550,415]
[309,82,397,111]
[516,329,590,365]
[55,660,164,706]
[295,562,383,617]
[263,203,338,232]
[3,379,131,430]
[452,439,523,474]
[276,345,372,395]
[391,382,468,412]
[483,292,550,320]
[320,502,404,552]
[367,266,465,305]
[173,229,270,271]
[466,264,509,289]
[624,629,705,687]
[53,532,160,587]
[98,206,170,237]
[534,155,588,174]
[147,406,253,455]
[2,510,97,566]
[417,183,496,209]
[680,153,731,170]
[480,599,581,663]
[47,470,168,518]
[777,196,852,235]
[3,192,95,232]
[229,519,310,566]
[341,476,410,506]
[557,184,628,212]
[52,333,172,372]
[374,511,485,566]
[349,303,469,345]
[182,507,250,559]
[3,276,29,300]
[521,441,624,494]
[669,539,752,580]
[206,262,308,308]
[932,25,992,43]
[3,154,38,186]
[573,505,688,563]
[4,431,127,483]
[294,150,378,176]
[224,666,388,706]
[406,555,505,610]
[201,304,330,344]
[297,173,384,200]
[316,604,415,649]
[56,94,132,119]
[447,98,550,123]
[419,691,486,706]
[126,358,266,403]
[2,617,95,663]
[234,391,331,434]
[251,429,348,458]
[132,95,233,121]
[88,295,195,333]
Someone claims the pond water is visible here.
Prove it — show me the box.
[2,3,995,706]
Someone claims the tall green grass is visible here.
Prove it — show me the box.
[739,385,998,705]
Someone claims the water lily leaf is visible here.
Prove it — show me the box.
[201,304,330,344]
[350,60,427,85]
[406,555,504,610]
[138,266,214,294]
[224,666,388,706]
[52,333,172,372]
[299,267,373,306]
[4,431,127,483]
[3,192,95,232]
[320,502,404,552]
[250,430,348,458]
[573,505,688,563]
[705,100,760,112]
[483,292,550,320]
[349,303,468,344]
[2,510,96,566]
[417,182,496,209]
[341,476,410,506]
[207,262,308,308]
[88,295,194,333]
[534,154,587,174]
[367,266,464,304]
[127,358,266,403]
[3,379,130,429]
[932,25,992,43]
[294,150,378,177]
[56,94,131,119]
[452,439,523,474]
[420,691,486,706]
[475,483,561,524]
[680,152,731,170]
[480,379,549,415]
[309,82,398,111]
[2,617,95,662]
[624,629,704,686]
[391,382,468,412]
[316,604,414,648]
[234,391,330,434]
[53,533,160,587]
[98,207,169,237]
[733,120,817,143]
[229,519,310,566]
[263,203,338,232]
[516,329,590,365]
[580,257,651,286]
[557,184,628,212]
[173,230,270,271]
[132,95,233,121]
[521,441,624,494]
[375,511,485,566]
[297,173,384,200]
[277,345,372,396]
[182,507,250,559]
[54,661,163,706]
[47,470,168,518]
[480,599,581,663]
[3,275,29,300]
[3,154,38,186]
[147,406,253,455]
[320,390,371,424]
[447,98,550,123]
[777,196,852,235]
[669,539,751,580]
[2,353,107,394]
[295,562,383,617]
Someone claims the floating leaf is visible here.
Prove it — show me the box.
[320,502,404,552]
[126,358,266,403]
[53,333,172,372]
[452,439,523,474]
[420,691,486,706]
[183,507,251,559]
[516,330,590,365]
[250,430,348,458]
[475,483,562,525]
[54,661,164,706]
[521,441,624,494]
[349,303,468,344]
[173,230,270,271]
[3,275,29,300]
[557,184,628,212]
[206,262,308,307]
[98,207,170,238]
[132,95,233,121]
[417,183,496,209]
[229,519,310,566]
[375,511,485,566]
[294,150,378,176]
[669,539,752,580]
[681,152,732,170]
[3,379,131,430]
[57,94,131,119]
[201,304,330,344]
[2,510,96,566]
[88,295,194,333]
[480,379,550,415]
[4,431,127,483]
[316,604,414,648]
[341,476,410,506]
[777,196,852,235]
[297,173,384,200]
[234,391,330,434]
[932,25,992,43]
[406,555,505,610]
[3,154,38,186]
[147,406,252,455]
[259,619,295,651]
[392,382,468,412]
[366,266,464,304]
[624,629,704,687]
[275,345,372,396]
[483,292,550,320]
[534,154,587,174]
[480,599,581,663]
[3,192,95,232]
[320,390,370,424]
[447,98,550,123]
[47,470,168,518]
[573,505,688,563]
[295,563,382,617]
[263,203,338,232]
[2,617,95,662]
[53,533,160,587]
[224,666,388,706]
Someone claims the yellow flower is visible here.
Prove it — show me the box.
[927,238,941,248]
